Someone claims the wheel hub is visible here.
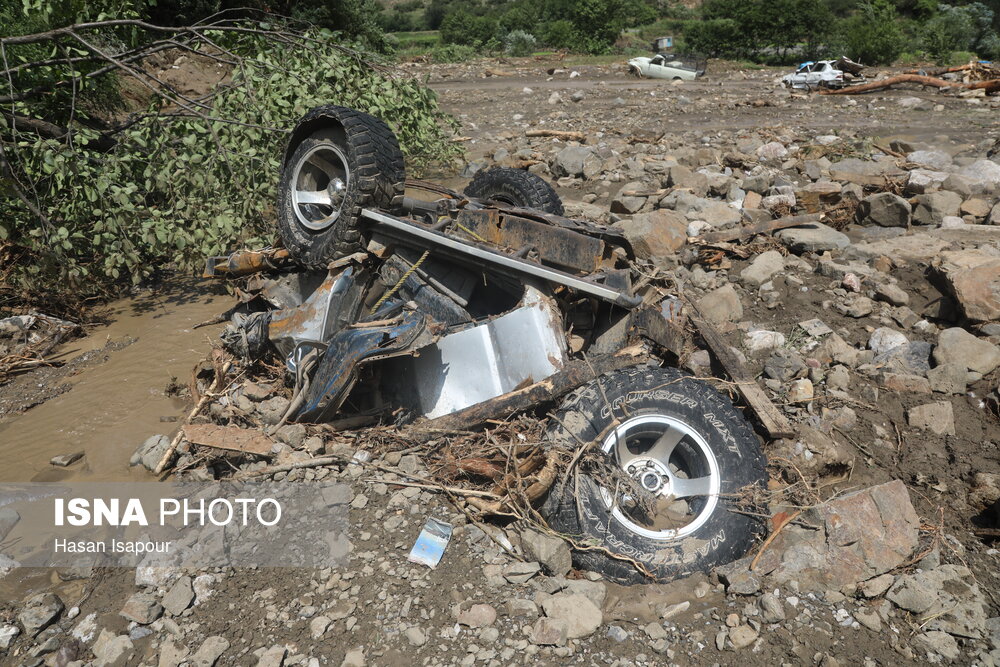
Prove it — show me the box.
[327,177,346,208]
[627,459,670,494]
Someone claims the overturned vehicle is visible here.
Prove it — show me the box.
[213,106,769,583]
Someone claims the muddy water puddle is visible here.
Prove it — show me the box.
[0,278,228,483]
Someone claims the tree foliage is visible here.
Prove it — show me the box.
[0,16,460,304]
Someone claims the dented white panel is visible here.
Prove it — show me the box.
[411,287,567,419]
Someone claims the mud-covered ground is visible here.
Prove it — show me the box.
[2,57,1000,666]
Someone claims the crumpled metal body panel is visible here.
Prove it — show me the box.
[295,313,425,423]
[404,286,567,419]
[268,267,364,373]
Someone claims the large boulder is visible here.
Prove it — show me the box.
[740,250,785,286]
[552,146,596,178]
[752,480,920,592]
[957,159,1000,194]
[616,210,687,259]
[907,150,952,171]
[696,284,743,325]
[912,191,962,225]
[932,327,1000,374]
[856,192,910,227]
[940,257,1000,323]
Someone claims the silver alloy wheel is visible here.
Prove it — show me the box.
[599,414,720,540]
[291,143,350,231]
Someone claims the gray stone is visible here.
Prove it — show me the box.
[696,284,743,325]
[540,594,602,639]
[855,608,882,632]
[907,401,955,436]
[897,96,933,111]
[120,592,163,624]
[519,529,571,576]
[889,565,988,638]
[92,629,133,667]
[191,636,230,667]
[729,624,758,650]
[989,202,1000,225]
[907,150,952,170]
[868,327,908,356]
[916,631,961,661]
[716,557,761,595]
[933,327,1000,374]
[530,617,568,646]
[457,603,497,628]
[50,451,84,467]
[874,283,909,306]
[940,256,1000,322]
[0,624,20,650]
[256,396,291,425]
[957,159,1000,193]
[162,576,195,616]
[873,341,932,376]
[404,627,426,647]
[505,599,538,618]
[18,592,63,637]
[860,573,895,598]
[760,481,920,593]
[740,250,785,287]
[907,168,949,194]
[131,434,170,472]
[553,146,596,178]
[912,191,962,225]
[764,349,806,382]
[928,363,967,394]
[275,424,307,448]
[502,561,541,584]
[759,593,785,623]
[257,646,287,667]
[856,192,910,227]
[777,222,850,253]
[617,210,687,259]
[606,625,628,642]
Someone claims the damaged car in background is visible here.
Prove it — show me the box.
[207,105,771,583]
[782,57,865,90]
[628,53,707,81]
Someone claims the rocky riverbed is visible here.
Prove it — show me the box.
[2,57,1000,666]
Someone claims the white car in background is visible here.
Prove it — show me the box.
[782,60,848,89]
[628,53,706,81]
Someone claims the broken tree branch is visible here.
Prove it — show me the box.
[684,299,796,440]
[819,74,1000,95]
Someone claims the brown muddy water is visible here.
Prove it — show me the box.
[0,278,229,484]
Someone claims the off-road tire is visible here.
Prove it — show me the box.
[541,366,767,584]
[463,167,565,216]
[277,106,405,267]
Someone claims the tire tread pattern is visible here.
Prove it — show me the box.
[278,106,405,267]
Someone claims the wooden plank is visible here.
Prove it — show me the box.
[685,303,796,440]
[695,213,822,244]
[183,423,274,457]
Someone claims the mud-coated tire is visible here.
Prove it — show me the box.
[541,366,767,584]
[277,106,405,267]
[463,167,564,215]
